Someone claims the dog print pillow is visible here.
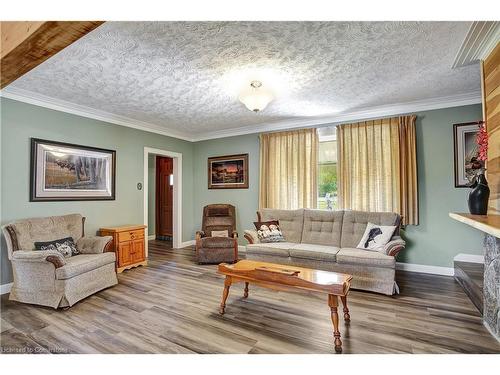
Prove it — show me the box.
[253,220,285,243]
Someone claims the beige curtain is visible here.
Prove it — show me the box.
[259,128,318,209]
[337,115,418,225]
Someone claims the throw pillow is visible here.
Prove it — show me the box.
[253,220,285,243]
[34,237,78,257]
[356,223,396,252]
[211,230,229,237]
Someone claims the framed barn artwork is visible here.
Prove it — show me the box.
[207,154,249,189]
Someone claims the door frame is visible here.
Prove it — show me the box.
[143,147,183,253]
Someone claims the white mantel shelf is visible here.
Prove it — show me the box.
[449,213,500,238]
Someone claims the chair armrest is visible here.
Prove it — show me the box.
[384,236,406,257]
[77,236,112,254]
[12,250,66,268]
[244,230,259,244]
[195,231,204,249]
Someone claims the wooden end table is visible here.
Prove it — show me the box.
[217,260,352,353]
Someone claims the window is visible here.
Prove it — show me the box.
[318,129,337,210]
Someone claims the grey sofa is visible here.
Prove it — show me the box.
[243,209,405,295]
[2,214,118,308]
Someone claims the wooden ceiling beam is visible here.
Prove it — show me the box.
[1,21,104,89]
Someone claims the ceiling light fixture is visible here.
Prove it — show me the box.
[238,80,274,112]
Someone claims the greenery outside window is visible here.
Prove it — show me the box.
[318,131,337,210]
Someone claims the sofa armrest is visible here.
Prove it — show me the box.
[384,236,406,257]
[77,236,112,254]
[244,230,259,244]
[12,250,66,268]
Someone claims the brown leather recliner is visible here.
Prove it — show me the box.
[195,204,238,264]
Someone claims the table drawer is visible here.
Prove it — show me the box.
[118,229,144,243]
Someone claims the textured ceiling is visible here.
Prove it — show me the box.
[7,21,479,138]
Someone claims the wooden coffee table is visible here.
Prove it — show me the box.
[217,260,352,353]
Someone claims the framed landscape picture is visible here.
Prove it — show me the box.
[453,122,482,188]
[208,154,249,189]
[30,138,116,201]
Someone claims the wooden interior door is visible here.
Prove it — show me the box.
[156,156,173,239]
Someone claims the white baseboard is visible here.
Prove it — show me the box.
[148,235,156,240]
[180,240,195,248]
[1,282,13,295]
[454,253,484,264]
[396,262,454,276]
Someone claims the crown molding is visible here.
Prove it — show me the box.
[453,21,500,68]
[0,87,193,141]
[190,90,482,141]
[1,87,482,143]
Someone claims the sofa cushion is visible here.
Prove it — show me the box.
[245,242,295,257]
[340,210,400,248]
[336,248,395,268]
[56,252,116,280]
[258,208,304,243]
[301,209,344,247]
[10,214,84,251]
[290,243,340,262]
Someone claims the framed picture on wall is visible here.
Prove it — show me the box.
[453,121,482,188]
[208,154,249,189]
[30,138,116,201]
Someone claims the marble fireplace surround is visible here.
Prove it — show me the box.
[449,213,500,341]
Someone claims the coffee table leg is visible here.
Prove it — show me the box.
[219,276,232,315]
[243,282,249,298]
[340,295,350,322]
[328,294,343,353]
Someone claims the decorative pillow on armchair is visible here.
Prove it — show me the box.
[34,237,79,257]
[211,230,229,237]
[356,223,396,252]
[253,220,285,243]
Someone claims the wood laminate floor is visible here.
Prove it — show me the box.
[1,240,499,354]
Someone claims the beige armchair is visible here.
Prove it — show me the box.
[2,214,118,308]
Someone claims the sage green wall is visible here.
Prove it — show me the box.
[0,98,485,287]
[148,154,155,236]
[193,134,260,243]
[399,104,484,267]
[0,98,195,285]
[193,104,485,267]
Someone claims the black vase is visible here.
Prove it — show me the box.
[468,172,490,215]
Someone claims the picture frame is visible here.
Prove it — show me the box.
[30,138,116,201]
[208,154,249,189]
[453,121,482,188]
